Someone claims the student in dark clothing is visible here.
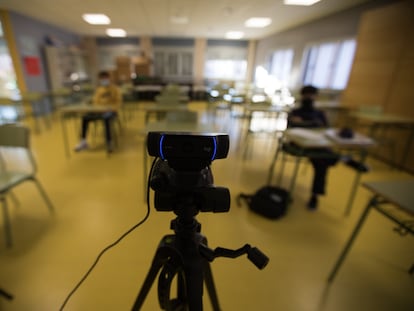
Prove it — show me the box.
[287,86,339,210]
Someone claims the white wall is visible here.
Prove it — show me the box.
[254,0,393,92]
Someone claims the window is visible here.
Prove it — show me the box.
[204,46,247,81]
[0,22,20,99]
[302,39,356,90]
[153,48,193,80]
[268,48,294,86]
[204,60,247,81]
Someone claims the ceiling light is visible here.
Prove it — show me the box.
[82,14,111,25]
[284,0,321,5]
[226,31,244,39]
[245,17,272,28]
[106,28,127,37]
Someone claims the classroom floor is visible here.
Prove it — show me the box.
[0,101,413,311]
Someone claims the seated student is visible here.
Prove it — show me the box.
[74,71,122,153]
[287,85,367,210]
[288,85,337,209]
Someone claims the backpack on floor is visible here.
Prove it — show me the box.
[237,186,289,219]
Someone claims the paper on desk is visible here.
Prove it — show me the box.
[288,128,327,141]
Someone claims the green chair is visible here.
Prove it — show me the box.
[165,110,198,123]
[0,97,24,122]
[0,124,54,247]
[19,92,52,133]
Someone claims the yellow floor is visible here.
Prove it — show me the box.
[1,102,413,311]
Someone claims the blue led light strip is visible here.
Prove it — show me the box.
[211,137,217,161]
[159,134,165,160]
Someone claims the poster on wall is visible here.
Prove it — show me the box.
[24,56,41,76]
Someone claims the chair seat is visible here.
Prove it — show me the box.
[0,171,32,193]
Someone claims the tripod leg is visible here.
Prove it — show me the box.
[132,249,168,310]
[203,261,221,311]
[0,288,13,300]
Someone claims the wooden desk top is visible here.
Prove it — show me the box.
[60,103,116,114]
[145,121,219,134]
[363,180,414,213]
[244,104,290,113]
[140,104,189,113]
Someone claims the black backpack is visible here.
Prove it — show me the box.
[237,186,289,219]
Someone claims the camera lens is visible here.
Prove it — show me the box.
[182,142,194,154]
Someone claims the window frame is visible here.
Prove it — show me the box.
[204,45,248,81]
[266,47,295,87]
[300,37,356,90]
[153,46,194,80]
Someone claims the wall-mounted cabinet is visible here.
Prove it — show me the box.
[44,46,90,91]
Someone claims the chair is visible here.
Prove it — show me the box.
[165,110,198,123]
[0,124,54,247]
[19,92,53,133]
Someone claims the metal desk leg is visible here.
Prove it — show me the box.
[277,152,287,186]
[267,143,281,184]
[401,125,414,169]
[242,112,254,160]
[289,156,302,195]
[60,114,71,159]
[344,150,368,216]
[327,195,377,283]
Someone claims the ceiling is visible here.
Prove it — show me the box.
[0,0,371,39]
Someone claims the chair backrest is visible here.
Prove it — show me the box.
[156,96,183,106]
[0,124,35,174]
[0,124,30,149]
[165,111,198,123]
[357,105,383,115]
[162,84,182,96]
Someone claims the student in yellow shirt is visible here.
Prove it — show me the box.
[74,71,122,153]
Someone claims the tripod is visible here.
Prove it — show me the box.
[131,206,268,311]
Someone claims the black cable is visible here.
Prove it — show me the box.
[59,157,159,310]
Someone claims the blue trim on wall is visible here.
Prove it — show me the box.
[96,37,140,46]
[152,37,194,46]
[9,11,80,92]
[207,39,248,47]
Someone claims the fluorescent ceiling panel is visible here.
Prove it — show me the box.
[106,28,127,37]
[245,17,272,28]
[225,31,244,39]
[82,14,111,25]
[284,0,321,5]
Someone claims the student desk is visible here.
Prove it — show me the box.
[267,128,375,215]
[241,104,290,158]
[328,179,414,283]
[60,104,119,158]
[349,112,414,168]
[242,104,290,132]
[140,103,189,124]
